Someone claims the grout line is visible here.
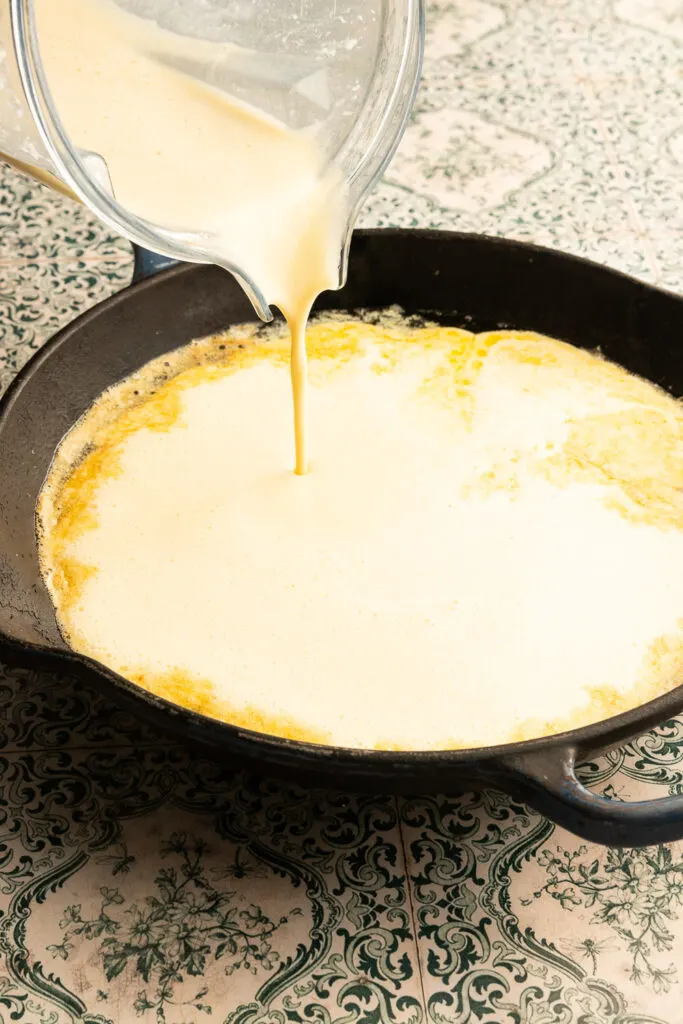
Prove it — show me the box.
[395,795,429,1022]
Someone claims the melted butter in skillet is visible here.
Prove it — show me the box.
[37,315,683,750]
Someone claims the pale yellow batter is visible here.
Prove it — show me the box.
[34,0,346,474]
[37,316,683,750]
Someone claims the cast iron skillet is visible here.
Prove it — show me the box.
[2,229,683,848]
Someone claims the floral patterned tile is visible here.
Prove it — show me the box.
[5,660,683,1024]
[0,667,424,1024]
[401,731,683,1024]
[613,0,683,44]
[360,0,663,287]
[0,161,133,393]
[0,256,131,394]
[4,0,683,1020]
[0,161,131,265]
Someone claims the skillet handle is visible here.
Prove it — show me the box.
[500,747,683,847]
[131,245,180,285]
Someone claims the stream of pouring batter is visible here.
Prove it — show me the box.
[34,0,347,474]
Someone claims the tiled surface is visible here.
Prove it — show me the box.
[3,1,683,1021]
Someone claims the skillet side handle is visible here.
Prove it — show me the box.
[131,245,180,285]
[499,747,683,847]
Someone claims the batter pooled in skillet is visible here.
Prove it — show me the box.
[37,313,683,750]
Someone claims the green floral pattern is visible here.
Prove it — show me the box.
[525,845,683,992]
[49,833,300,1022]
[3,0,683,1021]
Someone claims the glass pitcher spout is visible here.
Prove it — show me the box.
[3,0,424,322]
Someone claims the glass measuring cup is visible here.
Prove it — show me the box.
[1,0,424,320]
